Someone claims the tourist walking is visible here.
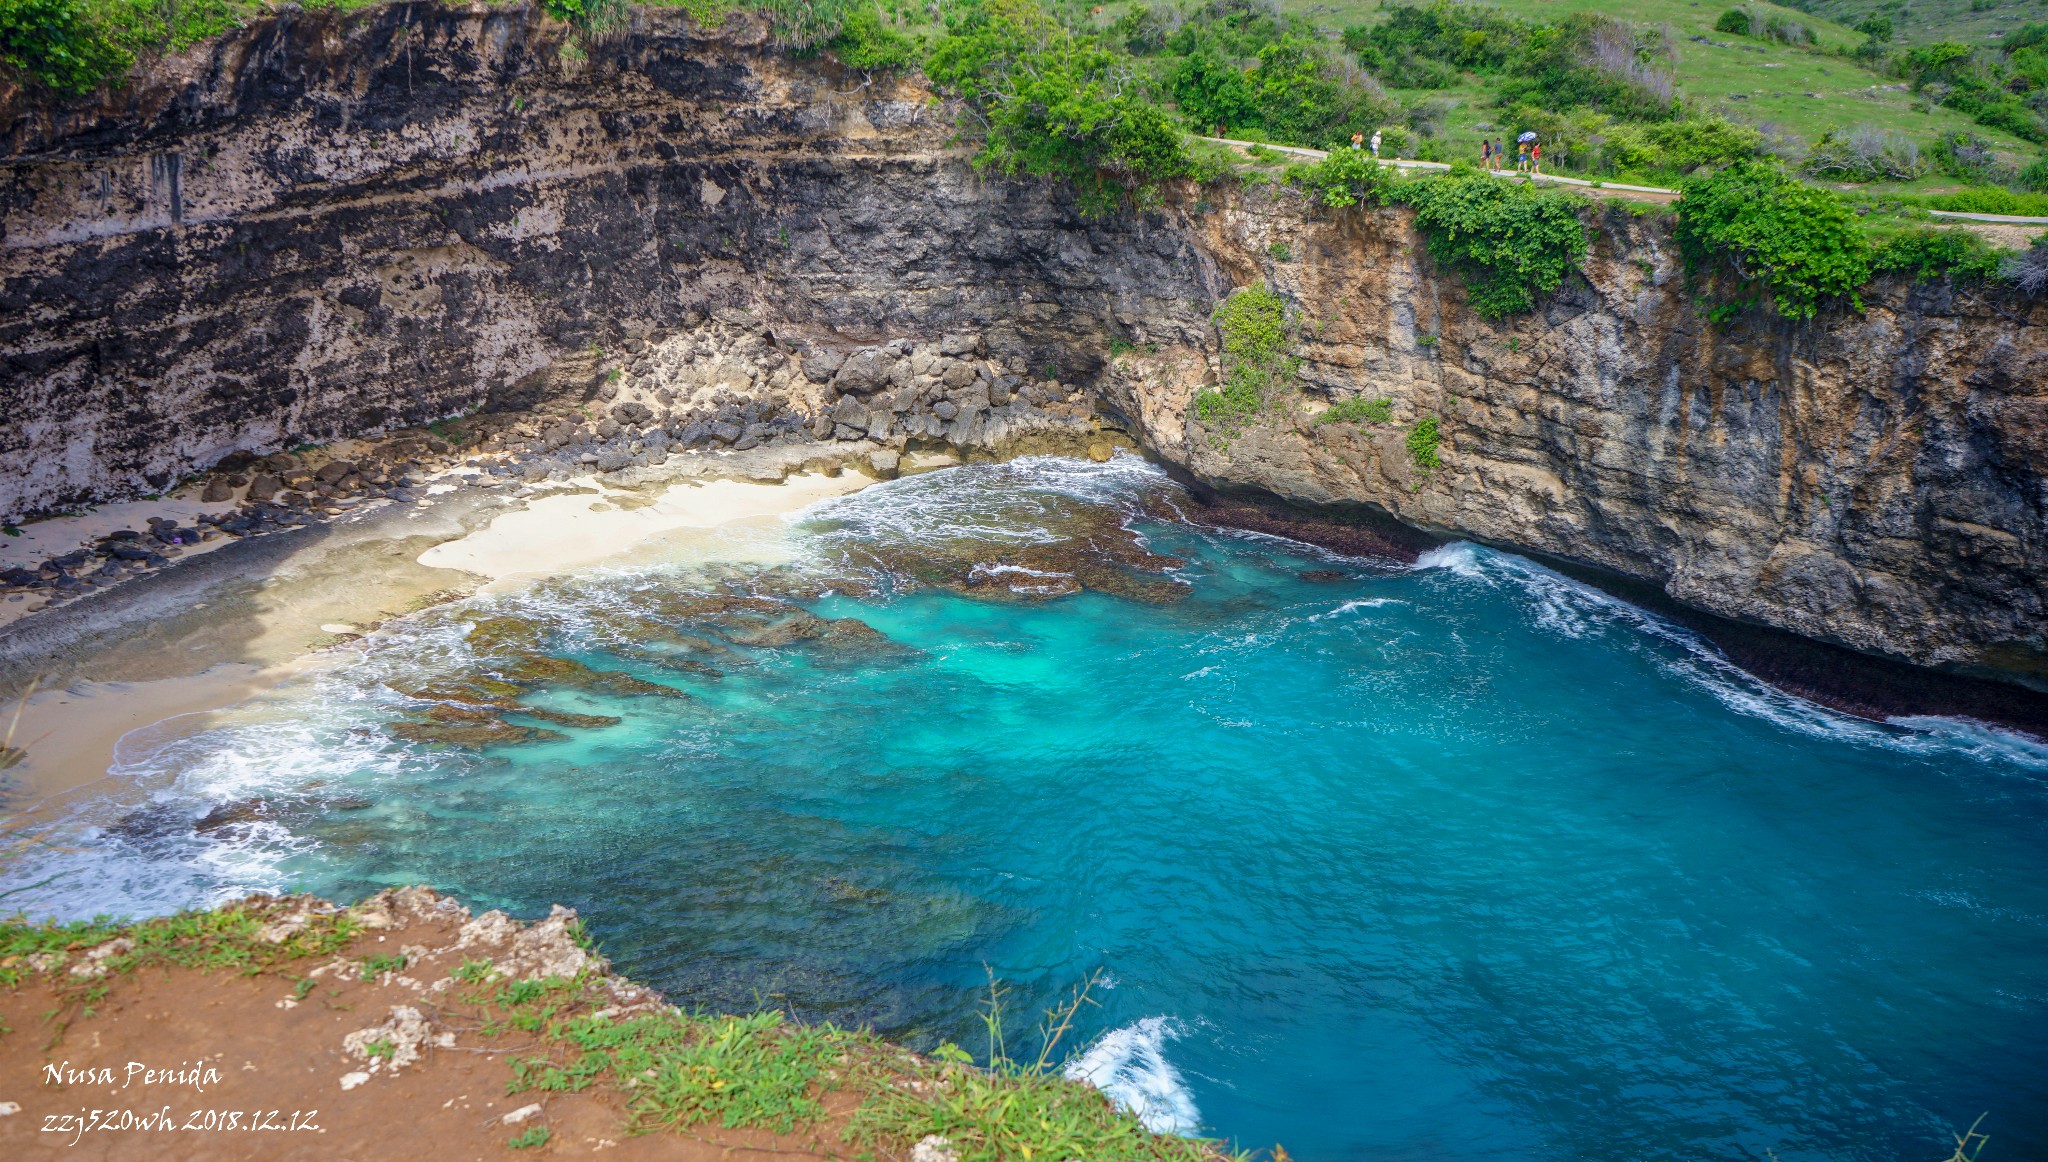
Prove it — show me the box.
[1481,138,1494,170]
[1370,130,1382,158]
[1530,141,1542,175]
[1515,139,1529,172]
[1351,132,1364,151]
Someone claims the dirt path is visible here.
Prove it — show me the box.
[1195,137,2048,239]
[0,892,864,1161]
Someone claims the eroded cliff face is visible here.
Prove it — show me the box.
[1100,198,2048,687]
[4,2,2043,689]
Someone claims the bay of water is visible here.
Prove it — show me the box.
[10,456,2048,1160]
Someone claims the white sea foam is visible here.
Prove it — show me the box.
[805,454,1170,552]
[1413,541,1487,577]
[1415,541,2048,771]
[1063,1017,1202,1135]
[0,675,420,920]
[1308,597,1402,622]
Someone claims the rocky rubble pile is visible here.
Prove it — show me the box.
[0,436,459,610]
[0,317,1115,617]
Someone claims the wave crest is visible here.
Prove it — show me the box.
[1063,1016,1202,1135]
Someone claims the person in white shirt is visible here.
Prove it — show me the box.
[1370,130,1382,158]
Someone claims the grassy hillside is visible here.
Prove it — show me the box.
[1251,0,2043,195]
[1787,0,2048,46]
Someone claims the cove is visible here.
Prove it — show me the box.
[12,457,2047,1161]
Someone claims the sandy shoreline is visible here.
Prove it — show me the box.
[0,466,878,810]
[419,470,870,581]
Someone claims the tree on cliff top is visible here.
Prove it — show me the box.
[924,0,1193,215]
[1,0,130,94]
[1675,161,1871,321]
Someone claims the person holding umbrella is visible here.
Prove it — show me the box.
[1516,130,1537,174]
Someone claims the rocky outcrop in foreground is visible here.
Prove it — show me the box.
[2,2,2042,692]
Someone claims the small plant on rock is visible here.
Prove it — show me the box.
[1407,416,1442,470]
[1318,397,1394,426]
[1193,285,1296,444]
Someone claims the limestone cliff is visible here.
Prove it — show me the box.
[3,3,2042,692]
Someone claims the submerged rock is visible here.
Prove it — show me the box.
[388,720,567,747]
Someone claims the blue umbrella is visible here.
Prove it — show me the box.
[1518,131,1538,142]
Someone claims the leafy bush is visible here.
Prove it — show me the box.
[1930,131,2014,184]
[1193,284,1294,438]
[1496,14,1677,120]
[1868,228,2007,283]
[925,0,1193,215]
[0,0,131,94]
[1399,169,1589,318]
[1805,126,1929,182]
[1406,416,1442,469]
[1285,149,1394,207]
[1675,161,1871,320]
[1601,117,1764,175]
[1714,8,1751,36]
[1319,396,1394,425]
[828,8,916,71]
[1902,38,2048,145]
[1171,31,1393,144]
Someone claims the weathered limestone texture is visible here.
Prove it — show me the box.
[3,2,2042,688]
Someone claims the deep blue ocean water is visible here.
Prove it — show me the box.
[11,456,2048,1161]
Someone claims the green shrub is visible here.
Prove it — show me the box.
[1601,117,1764,175]
[1172,37,1394,145]
[1675,161,1871,320]
[1714,8,1751,35]
[1193,285,1295,439]
[1406,416,1442,469]
[1398,169,1589,318]
[0,0,131,93]
[1319,397,1394,425]
[925,0,1192,215]
[1284,149,1394,208]
[1869,228,2008,282]
[828,8,915,71]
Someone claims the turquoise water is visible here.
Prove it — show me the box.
[14,456,2048,1160]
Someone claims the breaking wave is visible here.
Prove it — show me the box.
[1063,1016,1203,1135]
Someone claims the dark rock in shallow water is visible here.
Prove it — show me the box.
[389,719,566,747]
[194,798,277,834]
[102,802,193,845]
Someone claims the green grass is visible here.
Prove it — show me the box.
[1274,0,2038,183]
[1319,396,1396,425]
[1789,0,2048,46]
[5,892,1230,1159]
[0,899,359,989]
[479,964,1233,1159]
